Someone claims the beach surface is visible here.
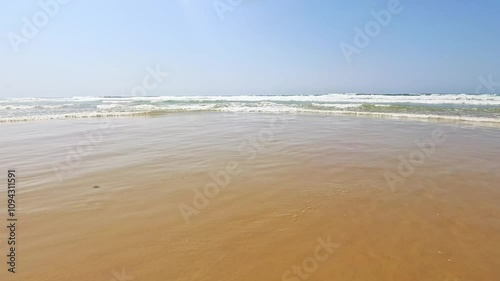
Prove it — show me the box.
[0,112,499,281]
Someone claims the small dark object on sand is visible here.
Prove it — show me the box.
[93,185,100,189]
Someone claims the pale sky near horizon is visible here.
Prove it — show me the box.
[0,0,499,98]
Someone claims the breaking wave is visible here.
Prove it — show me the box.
[1,94,500,125]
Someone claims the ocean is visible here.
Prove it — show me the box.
[1,93,500,124]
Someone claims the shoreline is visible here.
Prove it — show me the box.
[1,110,500,129]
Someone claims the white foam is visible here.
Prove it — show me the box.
[116,94,500,105]
[0,105,67,110]
[311,103,363,108]
[1,94,500,126]
[0,111,151,123]
[96,104,124,110]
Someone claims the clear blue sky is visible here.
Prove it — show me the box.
[1,0,499,97]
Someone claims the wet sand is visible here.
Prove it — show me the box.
[0,112,499,281]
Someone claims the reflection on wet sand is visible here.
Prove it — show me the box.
[0,113,499,281]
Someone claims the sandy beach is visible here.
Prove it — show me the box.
[2,0,500,279]
[0,112,499,281]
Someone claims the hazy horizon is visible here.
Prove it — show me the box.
[2,92,500,100]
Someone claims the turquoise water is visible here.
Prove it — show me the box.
[1,94,500,123]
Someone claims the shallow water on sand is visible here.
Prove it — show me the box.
[0,112,499,281]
